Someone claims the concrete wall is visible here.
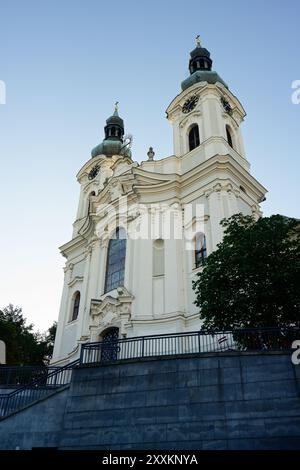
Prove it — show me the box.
[1,352,300,450]
[0,388,69,449]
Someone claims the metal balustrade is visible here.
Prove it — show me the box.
[0,365,59,387]
[0,359,79,418]
[80,327,300,365]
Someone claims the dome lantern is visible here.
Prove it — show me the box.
[91,103,132,159]
[181,36,228,91]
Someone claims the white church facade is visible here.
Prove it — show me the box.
[52,40,267,365]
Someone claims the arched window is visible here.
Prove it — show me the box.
[195,233,207,268]
[101,327,119,362]
[71,291,80,321]
[189,124,200,151]
[226,125,233,149]
[104,227,126,293]
[153,239,165,277]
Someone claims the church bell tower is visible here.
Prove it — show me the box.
[166,36,248,173]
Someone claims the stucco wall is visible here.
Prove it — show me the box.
[1,352,300,450]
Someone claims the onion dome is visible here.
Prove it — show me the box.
[91,103,132,158]
[181,36,228,91]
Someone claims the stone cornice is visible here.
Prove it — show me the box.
[130,311,199,324]
[68,275,84,287]
[180,154,267,199]
[59,235,87,258]
[131,154,266,204]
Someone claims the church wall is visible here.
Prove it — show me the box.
[59,322,78,359]
[238,198,253,216]
[52,164,262,363]
[152,277,165,316]
[131,238,153,320]
[140,156,181,174]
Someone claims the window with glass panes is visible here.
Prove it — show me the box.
[104,227,126,293]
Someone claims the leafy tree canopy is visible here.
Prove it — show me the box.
[193,214,300,330]
[0,304,56,365]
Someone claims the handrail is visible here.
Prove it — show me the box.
[80,327,300,365]
[0,359,80,418]
[0,365,60,387]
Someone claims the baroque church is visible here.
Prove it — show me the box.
[52,39,267,366]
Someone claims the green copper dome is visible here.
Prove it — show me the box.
[181,38,228,91]
[91,139,132,158]
[181,70,228,91]
[91,104,132,158]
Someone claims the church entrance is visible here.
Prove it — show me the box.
[101,328,120,362]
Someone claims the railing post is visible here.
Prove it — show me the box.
[198,332,201,354]
[80,344,84,365]
[141,337,145,358]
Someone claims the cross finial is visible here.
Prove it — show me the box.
[195,35,201,47]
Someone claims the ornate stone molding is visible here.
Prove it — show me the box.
[109,179,124,201]
[205,182,240,199]
[90,287,134,334]
[68,275,84,288]
[63,262,74,274]
[179,111,202,129]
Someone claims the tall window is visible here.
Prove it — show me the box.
[195,233,207,268]
[71,291,80,321]
[153,239,165,277]
[226,125,233,149]
[104,227,126,293]
[189,124,200,151]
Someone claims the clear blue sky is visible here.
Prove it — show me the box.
[0,0,299,331]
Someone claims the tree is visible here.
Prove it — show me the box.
[43,321,57,364]
[0,305,56,365]
[192,214,300,330]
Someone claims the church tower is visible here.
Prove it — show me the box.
[52,39,267,365]
[168,36,247,168]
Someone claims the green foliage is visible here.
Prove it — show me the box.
[192,214,300,330]
[0,304,57,365]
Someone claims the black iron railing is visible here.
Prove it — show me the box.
[0,359,79,418]
[80,327,300,365]
[0,365,59,387]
